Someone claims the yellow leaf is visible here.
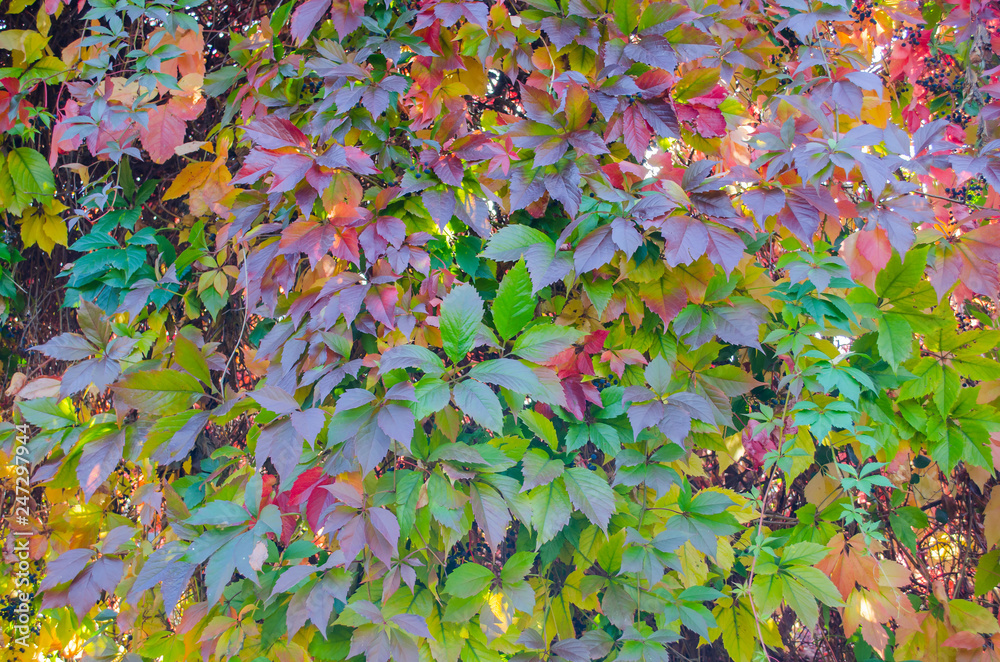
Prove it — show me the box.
[948,598,1000,635]
[716,538,735,573]
[42,211,67,248]
[36,6,50,36]
[213,270,228,295]
[164,161,211,200]
[61,162,90,186]
[677,541,708,588]
[20,208,53,253]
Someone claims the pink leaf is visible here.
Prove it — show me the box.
[140,105,186,164]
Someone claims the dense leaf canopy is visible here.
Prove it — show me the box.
[5,0,1000,659]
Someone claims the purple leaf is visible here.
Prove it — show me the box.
[611,218,642,258]
[39,548,94,591]
[508,165,547,212]
[377,403,415,448]
[545,162,582,218]
[470,482,511,551]
[661,216,709,266]
[741,187,785,227]
[77,426,126,501]
[150,411,210,465]
[541,16,582,50]
[354,417,392,474]
[337,389,377,411]
[422,188,456,229]
[290,0,332,44]
[31,333,96,360]
[251,385,301,415]
[292,408,327,444]
[574,225,616,274]
[270,564,317,598]
[704,224,744,273]
[390,614,433,638]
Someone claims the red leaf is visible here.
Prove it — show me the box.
[562,375,602,420]
[621,105,651,161]
[842,228,891,289]
[243,116,311,150]
[364,284,398,329]
[430,153,464,187]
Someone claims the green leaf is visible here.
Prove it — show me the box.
[499,551,535,584]
[876,246,929,300]
[889,506,927,553]
[714,599,759,662]
[111,369,205,415]
[8,147,55,204]
[975,549,1000,597]
[440,283,484,363]
[443,562,494,598]
[780,542,830,567]
[877,314,912,369]
[562,466,616,531]
[174,333,212,386]
[17,397,77,429]
[529,479,572,546]
[414,376,451,420]
[453,379,503,431]
[786,566,843,609]
[512,324,583,363]
[948,599,1000,634]
[492,259,534,341]
[520,408,558,448]
[187,501,251,526]
[520,448,565,491]
[466,359,540,395]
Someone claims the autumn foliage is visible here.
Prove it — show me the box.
[6,0,1000,659]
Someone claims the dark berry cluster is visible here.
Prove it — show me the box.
[916,53,962,97]
[891,26,922,47]
[851,0,877,25]
[945,108,972,128]
[944,176,988,202]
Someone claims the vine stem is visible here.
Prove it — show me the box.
[744,375,795,661]
[221,245,250,393]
